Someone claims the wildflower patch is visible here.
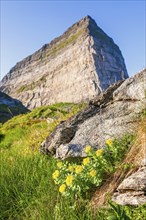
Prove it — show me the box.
[52,135,134,198]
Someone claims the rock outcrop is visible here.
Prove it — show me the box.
[40,68,145,159]
[112,165,146,205]
[0,91,28,123]
[0,16,128,109]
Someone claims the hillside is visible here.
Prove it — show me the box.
[0,15,145,220]
[0,16,128,109]
[0,104,145,220]
[0,69,145,220]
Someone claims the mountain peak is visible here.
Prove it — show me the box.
[74,15,97,28]
[0,16,128,109]
[82,15,95,22]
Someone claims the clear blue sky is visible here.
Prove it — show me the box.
[1,0,145,79]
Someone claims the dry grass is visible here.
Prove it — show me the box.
[91,117,146,209]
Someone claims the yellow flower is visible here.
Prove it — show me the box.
[83,157,90,165]
[85,145,91,153]
[59,184,66,193]
[90,170,97,177]
[106,139,113,147]
[68,165,74,172]
[57,161,62,168]
[96,149,103,157]
[66,175,73,186]
[52,170,60,179]
[75,165,83,174]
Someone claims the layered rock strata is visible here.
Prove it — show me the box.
[40,69,145,159]
[0,16,128,109]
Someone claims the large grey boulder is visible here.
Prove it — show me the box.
[0,16,128,109]
[40,69,145,159]
[0,91,28,123]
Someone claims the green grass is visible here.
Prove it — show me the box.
[95,202,146,220]
[0,102,85,150]
[46,29,83,58]
[0,102,86,220]
[0,152,94,220]
[0,103,145,219]
[0,154,57,220]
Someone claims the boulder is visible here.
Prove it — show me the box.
[112,191,146,206]
[112,166,146,205]
[40,69,145,159]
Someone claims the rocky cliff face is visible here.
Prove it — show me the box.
[0,91,28,123]
[0,16,128,109]
[40,68,145,159]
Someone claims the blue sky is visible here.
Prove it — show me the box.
[1,0,145,79]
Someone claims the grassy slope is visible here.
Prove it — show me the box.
[0,103,145,220]
[0,102,86,220]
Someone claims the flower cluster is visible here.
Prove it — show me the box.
[83,157,90,165]
[59,184,66,193]
[75,165,83,173]
[57,161,62,168]
[85,145,91,153]
[52,170,60,179]
[52,136,133,198]
[95,149,102,157]
[66,175,73,186]
[89,169,97,177]
[106,139,113,147]
[52,144,108,197]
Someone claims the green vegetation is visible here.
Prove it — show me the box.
[0,102,86,220]
[46,29,83,57]
[0,102,85,150]
[96,202,146,220]
[52,136,134,198]
[0,103,145,219]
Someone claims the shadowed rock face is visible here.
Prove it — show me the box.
[0,16,128,109]
[0,91,28,123]
[40,69,145,159]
